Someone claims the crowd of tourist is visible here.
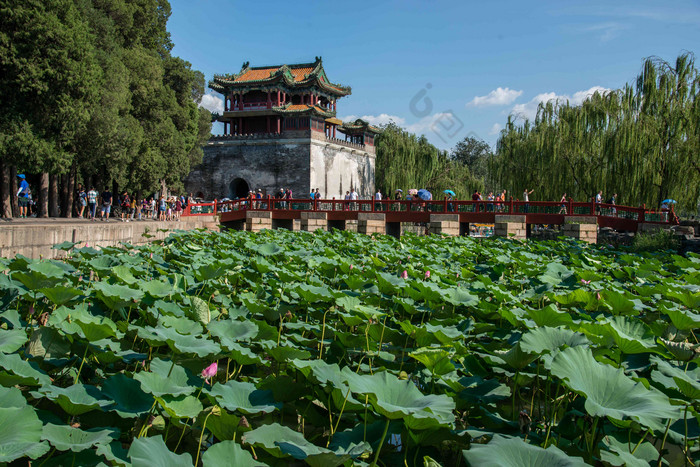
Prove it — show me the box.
[74,185,193,222]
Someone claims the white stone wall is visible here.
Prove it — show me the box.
[309,140,376,200]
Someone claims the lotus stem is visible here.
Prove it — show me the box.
[330,387,353,443]
[631,427,651,455]
[656,418,672,467]
[74,343,90,385]
[174,418,191,452]
[319,308,330,359]
[371,418,391,467]
[195,410,214,466]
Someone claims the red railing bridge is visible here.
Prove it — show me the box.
[183,197,675,232]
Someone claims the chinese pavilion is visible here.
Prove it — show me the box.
[186,57,380,201]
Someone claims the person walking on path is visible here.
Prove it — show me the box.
[523,188,533,213]
[559,193,567,214]
[608,193,617,215]
[120,191,131,222]
[77,186,87,218]
[16,174,30,218]
[100,188,113,221]
[595,190,603,214]
[87,187,98,220]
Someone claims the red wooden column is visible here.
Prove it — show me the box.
[277,117,281,133]
[267,92,271,109]
[266,116,270,133]
[239,117,243,134]
[276,90,280,106]
[238,94,243,110]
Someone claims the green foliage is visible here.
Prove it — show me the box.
[0,229,698,465]
[631,229,681,252]
[494,53,700,211]
[376,123,483,199]
[0,0,211,195]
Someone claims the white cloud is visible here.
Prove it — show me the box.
[582,22,627,42]
[199,93,224,114]
[489,123,502,135]
[341,114,405,126]
[468,87,523,107]
[510,86,611,121]
[405,112,457,134]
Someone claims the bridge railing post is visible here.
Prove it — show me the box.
[509,197,514,214]
[213,199,218,215]
[639,204,645,223]
[568,197,573,216]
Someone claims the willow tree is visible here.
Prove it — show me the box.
[494,53,699,211]
[376,123,483,199]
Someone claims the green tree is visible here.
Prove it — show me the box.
[493,53,700,212]
[451,136,494,190]
[375,123,483,200]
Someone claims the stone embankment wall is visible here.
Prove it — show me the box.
[0,216,219,259]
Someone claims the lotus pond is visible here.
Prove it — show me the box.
[0,229,699,466]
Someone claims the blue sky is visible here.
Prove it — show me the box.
[168,0,700,150]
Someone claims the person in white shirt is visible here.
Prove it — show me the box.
[374,191,382,200]
[523,188,533,213]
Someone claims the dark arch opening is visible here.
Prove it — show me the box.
[229,178,250,199]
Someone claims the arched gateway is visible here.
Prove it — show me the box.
[229,178,249,199]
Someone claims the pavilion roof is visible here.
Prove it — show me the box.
[271,103,335,118]
[339,118,382,135]
[210,57,351,97]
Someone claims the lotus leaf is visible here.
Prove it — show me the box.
[206,380,281,414]
[42,384,109,415]
[156,394,204,419]
[0,328,27,353]
[0,398,47,462]
[92,281,144,310]
[128,435,194,467]
[39,286,83,306]
[0,353,51,387]
[550,346,679,431]
[202,440,265,467]
[102,373,155,418]
[134,359,196,397]
[462,434,587,466]
[41,423,118,452]
[345,371,456,430]
[519,327,590,355]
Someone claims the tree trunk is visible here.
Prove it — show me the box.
[49,174,60,217]
[38,172,49,218]
[10,166,19,217]
[0,160,11,218]
[66,163,76,218]
[60,173,69,217]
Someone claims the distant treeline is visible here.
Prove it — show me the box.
[492,54,699,211]
[0,0,211,218]
[375,123,484,200]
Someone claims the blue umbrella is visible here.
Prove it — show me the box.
[661,199,677,204]
[417,189,432,201]
[443,189,456,196]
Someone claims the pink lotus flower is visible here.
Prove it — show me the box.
[349,264,354,270]
[202,362,218,385]
[28,305,35,316]
[149,253,153,259]
[581,279,590,285]
[596,292,601,300]
[85,242,90,248]
[401,270,408,279]
[425,271,431,279]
